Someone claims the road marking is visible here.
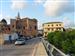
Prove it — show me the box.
[32,44,38,56]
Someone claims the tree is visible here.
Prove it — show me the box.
[47,30,75,55]
[61,40,72,54]
[52,31,63,48]
[47,32,55,44]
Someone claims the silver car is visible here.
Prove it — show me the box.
[15,39,26,45]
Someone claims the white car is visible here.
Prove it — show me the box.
[15,39,26,45]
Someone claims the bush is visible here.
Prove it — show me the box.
[47,30,75,55]
[47,32,55,44]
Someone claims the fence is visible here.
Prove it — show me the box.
[42,38,69,56]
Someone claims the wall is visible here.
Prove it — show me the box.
[0,33,18,45]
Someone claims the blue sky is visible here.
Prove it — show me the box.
[0,0,75,29]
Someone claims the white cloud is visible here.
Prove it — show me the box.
[43,0,74,17]
[4,16,11,24]
[0,14,5,21]
[34,0,45,4]
[63,17,75,28]
[0,14,3,20]
[11,0,27,10]
[0,14,11,24]
[38,21,43,29]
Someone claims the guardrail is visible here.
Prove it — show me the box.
[42,38,69,56]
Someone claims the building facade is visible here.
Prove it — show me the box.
[10,13,37,37]
[0,19,11,34]
[0,19,11,44]
[43,22,64,37]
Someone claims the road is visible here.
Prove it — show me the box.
[0,37,41,56]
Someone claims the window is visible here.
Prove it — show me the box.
[56,24,58,26]
[16,25,21,29]
[12,25,14,28]
[48,28,50,30]
[59,28,61,30]
[51,24,53,26]
[8,28,10,31]
[23,26,25,29]
[35,26,37,30]
[45,36,47,37]
[16,20,22,29]
[48,25,50,26]
[56,28,61,30]
[44,32,47,34]
[52,28,54,31]
[59,24,61,26]
[56,28,58,30]
[6,28,7,30]
[16,23,22,29]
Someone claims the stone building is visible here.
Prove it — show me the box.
[0,19,11,44]
[10,13,37,37]
[0,19,11,34]
[43,22,64,37]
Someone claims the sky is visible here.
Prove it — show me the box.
[0,0,75,29]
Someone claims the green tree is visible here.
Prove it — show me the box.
[61,40,72,54]
[47,32,55,44]
[47,30,75,55]
[52,31,63,48]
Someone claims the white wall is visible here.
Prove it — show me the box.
[11,33,18,40]
[2,33,18,41]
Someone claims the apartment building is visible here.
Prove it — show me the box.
[43,22,64,37]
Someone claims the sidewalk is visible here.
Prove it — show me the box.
[34,42,48,56]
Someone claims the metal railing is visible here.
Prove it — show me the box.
[42,38,69,56]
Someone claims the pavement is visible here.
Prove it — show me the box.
[0,37,48,56]
[33,42,48,56]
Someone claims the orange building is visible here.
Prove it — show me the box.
[10,13,38,37]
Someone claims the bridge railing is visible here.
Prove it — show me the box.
[42,38,69,56]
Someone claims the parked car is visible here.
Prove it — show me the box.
[39,37,42,39]
[15,39,26,45]
[25,36,30,40]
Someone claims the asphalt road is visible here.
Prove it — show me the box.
[0,37,41,56]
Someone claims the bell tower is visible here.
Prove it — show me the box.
[16,12,20,19]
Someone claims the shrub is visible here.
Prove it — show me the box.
[47,30,75,55]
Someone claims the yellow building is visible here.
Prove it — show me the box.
[43,22,64,37]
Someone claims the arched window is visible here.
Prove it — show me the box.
[16,20,22,29]
[35,26,37,30]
